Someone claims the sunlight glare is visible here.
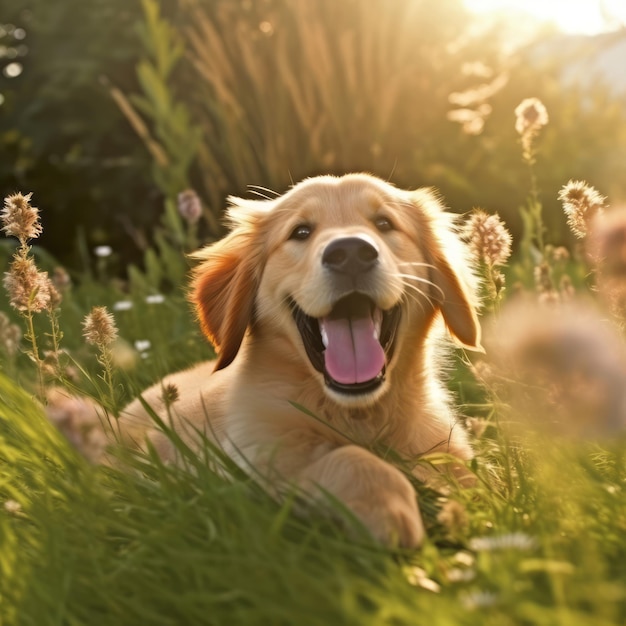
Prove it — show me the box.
[464,0,626,35]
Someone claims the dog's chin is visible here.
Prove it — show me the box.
[288,292,401,403]
[322,373,391,407]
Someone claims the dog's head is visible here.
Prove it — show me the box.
[192,174,481,405]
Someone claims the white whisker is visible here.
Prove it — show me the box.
[394,273,445,304]
[393,277,433,313]
[397,261,436,271]
[247,185,280,200]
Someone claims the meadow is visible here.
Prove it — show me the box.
[1,1,626,624]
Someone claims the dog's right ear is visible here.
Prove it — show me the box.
[190,201,268,370]
[405,188,483,352]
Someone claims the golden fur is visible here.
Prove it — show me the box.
[120,173,482,547]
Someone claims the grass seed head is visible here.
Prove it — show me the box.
[1,192,43,245]
[4,256,55,313]
[515,97,549,137]
[52,266,72,293]
[559,179,606,239]
[178,189,202,225]
[83,306,118,347]
[515,97,549,162]
[161,383,180,407]
[465,209,512,267]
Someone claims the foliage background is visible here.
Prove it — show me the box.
[1,0,625,274]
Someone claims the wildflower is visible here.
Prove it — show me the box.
[446,108,486,135]
[3,499,22,515]
[94,245,113,258]
[3,255,54,312]
[47,281,62,309]
[551,246,570,264]
[461,590,499,610]
[403,566,441,593]
[446,568,476,583]
[83,306,118,347]
[469,532,537,552]
[515,97,549,162]
[177,189,202,225]
[42,350,61,377]
[1,192,42,245]
[113,300,133,312]
[533,262,553,294]
[515,97,548,137]
[145,293,165,304]
[484,298,626,437]
[134,339,151,352]
[465,209,512,267]
[161,383,180,407]
[52,266,72,293]
[453,551,475,568]
[0,311,21,356]
[559,180,606,239]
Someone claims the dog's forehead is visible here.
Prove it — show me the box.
[277,177,394,222]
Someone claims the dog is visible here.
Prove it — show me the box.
[117,173,482,548]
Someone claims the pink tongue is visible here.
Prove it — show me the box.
[322,315,385,384]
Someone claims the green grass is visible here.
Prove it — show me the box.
[1,370,625,625]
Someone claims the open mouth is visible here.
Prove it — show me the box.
[289,293,401,395]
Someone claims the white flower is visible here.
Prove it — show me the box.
[94,245,113,258]
[403,566,441,593]
[461,590,499,610]
[134,339,151,352]
[469,532,538,552]
[4,499,21,514]
[453,551,475,568]
[446,568,476,583]
[113,300,133,311]
[145,294,165,304]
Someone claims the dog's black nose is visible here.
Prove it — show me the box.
[322,236,379,275]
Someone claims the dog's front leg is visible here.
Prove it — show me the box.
[296,444,424,548]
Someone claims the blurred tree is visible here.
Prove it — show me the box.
[177,0,493,209]
[0,0,178,271]
[2,0,625,273]
[449,28,626,246]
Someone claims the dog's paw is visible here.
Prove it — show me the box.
[349,494,425,548]
[297,444,425,548]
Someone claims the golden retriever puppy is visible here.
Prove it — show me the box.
[121,173,482,547]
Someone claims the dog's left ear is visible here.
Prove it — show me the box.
[409,190,483,351]
[190,199,269,370]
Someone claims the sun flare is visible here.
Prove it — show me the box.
[464,0,626,35]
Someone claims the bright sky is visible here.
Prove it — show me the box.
[464,0,626,35]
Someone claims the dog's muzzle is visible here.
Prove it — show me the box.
[289,293,401,396]
[289,235,401,395]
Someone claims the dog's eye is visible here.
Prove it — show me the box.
[374,216,394,232]
[289,224,313,241]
